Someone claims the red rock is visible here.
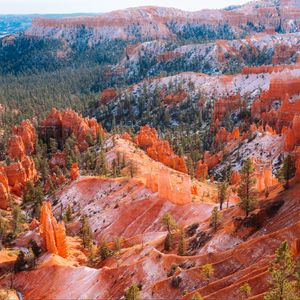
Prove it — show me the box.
[70,163,79,180]
[230,127,240,140]
[191,185,198,195]
[12,120,36,156]
[39,202,68,258]
[0,166,9,210]
[41,108,105,151]
[163,90,187,105]
[136,125,187,173]
[29,218,39,230]
[195,160,208,181]
[49,151,66,169]
[230,171,241,185]
[213,94,243,121]
[100,88,117,105]
[203,151,220,170]
[121,132,133,142]
[7,135,26,161]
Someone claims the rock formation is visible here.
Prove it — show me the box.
[100,88,117,105]
[195,160,208,181]
[145,166,192,204]
[135,125,187,173]
[40,108,105,151]
[0,166,9,210]
[39,202,68,258]
[70,163,79,180]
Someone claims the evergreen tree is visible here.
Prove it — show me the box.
[80,216,93,249]
[278,155,296,189]
[64,204,73,223]
[177,227,186,256]
[12,205,22,236]
[210,207,220,231]
[238,158,257,217]
[164,232,173,251]
[218,182,228,210]
[162,213,177,233]
[99,240,112,260]
[0,213,8,249]
[124,284,140,300]
[264,241,298,300]
[49,138,58,155]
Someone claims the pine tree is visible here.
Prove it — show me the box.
[162,213,177,233]
[264,241,298,300]
[210,207,220,231]
[49,138,58,155]
[177,227,186,256]
[12,205,22,236]
[64,204,73,223]
[124,284,140,300]
[164,232,173,251]
[218,182,228,210]
[80,216,93,250]
[99,240,112,260]
[278,155,296,189]
[238,158,257,217]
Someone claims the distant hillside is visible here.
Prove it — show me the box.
[0,13,100,37]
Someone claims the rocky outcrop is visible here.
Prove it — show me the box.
[7,135,26,161]
[39,202,68,258]
[135,125,187,173]
[195,160,208,181]
[11,120,36,156]
[213,94,243,121]
[100,88,117,105]
[70,163,79,180]
[40,108,105,151]
[0,166,9,210]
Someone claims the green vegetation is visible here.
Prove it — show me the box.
[278,155,296,190]
[238,158,257,217]
[124,284,141,300]
[264,241,299,300]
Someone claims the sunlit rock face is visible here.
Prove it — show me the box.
[40,108,105,151]
[70,163,79,180]
[39,202,68,258]
[135,125,187,173]
[195,160,208,181]
[0,166,9,209]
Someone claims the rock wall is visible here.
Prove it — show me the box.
[40,108,105,151]
[146,166,192,204]
[135,125,187,173]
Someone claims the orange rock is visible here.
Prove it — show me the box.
[7,135,26,161]
[191,185,198,195]
[0,166,9,210]
[12,120,36,156]
[39,202,68,258]
[29,218,39,230]
[163,90,187,105]
[195,160,208,181]
[70,163,79,180]
[41,108,105,152]
[136,125,187,173]
[213,94,243,121]
[204,151,220,170]
[230,171,241,185]
[100,88,117,105]
[121,132,133,142]
[230,127,240,140]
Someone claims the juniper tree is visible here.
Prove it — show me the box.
[202,263,214,284]
[218,182,228,210]
[80,216,93,250]
[239,283,252,299]
[177,227,186,256]
[238,158,257,217]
